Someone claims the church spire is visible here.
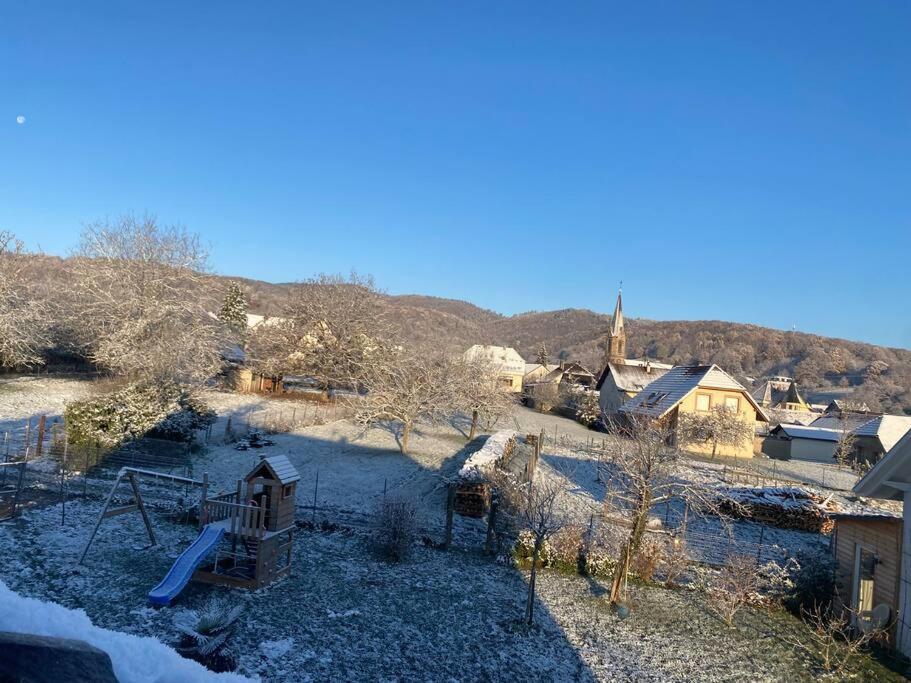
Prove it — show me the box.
[610,289,624,336]
[604,289,627,365]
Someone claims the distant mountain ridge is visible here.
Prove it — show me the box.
[16,254,911,414]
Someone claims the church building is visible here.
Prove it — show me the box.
[596,290,672,417]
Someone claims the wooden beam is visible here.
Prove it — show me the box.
[79,472,124,564]
[102,504,139,518]
[128,472,156,547]
[885,481,911,492]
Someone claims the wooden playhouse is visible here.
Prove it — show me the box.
[194,455,300,590]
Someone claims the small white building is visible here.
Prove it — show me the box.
[767,424,840,462]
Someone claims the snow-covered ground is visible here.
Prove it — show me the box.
[3,499,899,682]
[0,375,93,434]
[0,378,896,680]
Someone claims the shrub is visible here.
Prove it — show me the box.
[175,598,243,673]
[630,536,662,583]
[373,495,418,562]
[65,380,215,448]
[786,550,836,614]
[659,536,690,587]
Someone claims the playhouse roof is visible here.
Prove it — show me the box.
[247,455,301,485]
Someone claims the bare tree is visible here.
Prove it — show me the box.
[69,214,222,383]
[449,356,516,440]
[677,406,755,459]
[707,554,763,628]
[786,603,888,676]
[0,231,50,368]
[833,414,857,468]
[497,473,568,625]
[601,415,722,605]
[353,353,454,454]
[373,495,418,562]
[525,381,560,413]
[249,273,395,393]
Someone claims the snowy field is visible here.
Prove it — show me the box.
[2,499,901,682]
[0,376,899,681]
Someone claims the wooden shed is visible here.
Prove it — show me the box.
[831,510,903,643]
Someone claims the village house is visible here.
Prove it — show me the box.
[846,429,911,656]
[751,376,811,412]
[464,344,526,392]
[538,361,597,390]
[619,364,769,458]
[523,362,559,384]
[595,289,673,417]
[851,415,911,469]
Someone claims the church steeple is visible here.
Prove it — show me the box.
[604,289,626,365]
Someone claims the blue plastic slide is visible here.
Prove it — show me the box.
[148,525,225,606]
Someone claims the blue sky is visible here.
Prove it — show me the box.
[2,2,909,348]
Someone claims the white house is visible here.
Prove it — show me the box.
[464,345,526,392]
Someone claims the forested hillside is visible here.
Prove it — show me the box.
[15,254,911,414]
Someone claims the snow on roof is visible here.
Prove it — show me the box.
[830,498,903,521]
[524,363,558,375]
[606,362,672,393]
[771,424,842,442]
[619,364,768,421]
[248,455,301,485]
[810,414,876,431]
[595,358,673,390]
[0,581,251,683]
[458,430,518,483]
[851,415,911,452]
[464,345,525,374]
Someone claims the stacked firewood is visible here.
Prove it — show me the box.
[715,487,836,533]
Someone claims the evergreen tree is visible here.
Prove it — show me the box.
[535,342,549,367]
[219,282,248,331]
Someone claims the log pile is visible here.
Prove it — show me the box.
[715,486,837,534]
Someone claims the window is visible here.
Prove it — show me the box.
[852,545,876,627]
[282,484,294,499]
[723,396,740,412]
[695,394,711,412]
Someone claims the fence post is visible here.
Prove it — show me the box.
[1,432,8,488]
[485,495,498,555]
[199,472,209,529]
[756,525,766,564]
[61,439,68,526]
[83,444,89,498]
[312,470,319,525]
[36,415,46,459]
[443,483,456,549]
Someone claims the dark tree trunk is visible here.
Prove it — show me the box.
[400,422,411,454]
[469,410,479,441]
[526,540,542,624]
[609,493,652,604]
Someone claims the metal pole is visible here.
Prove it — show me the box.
[312,470,319,524]
[61,439,68,526]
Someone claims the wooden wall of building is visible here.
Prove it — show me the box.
[833,517,902,644]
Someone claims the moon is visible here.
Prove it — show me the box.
[16,115,25,125]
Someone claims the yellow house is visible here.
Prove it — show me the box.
[619,364,769,458]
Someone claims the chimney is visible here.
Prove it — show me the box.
[645,360,652,374]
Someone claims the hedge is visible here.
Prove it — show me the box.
[64,381,216,448]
